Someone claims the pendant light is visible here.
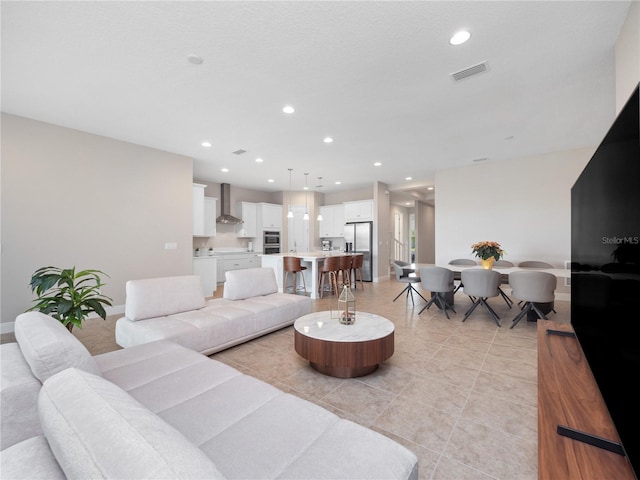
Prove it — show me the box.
[303,173,309,221]
[287,168,294,218]
[316,177,324,221]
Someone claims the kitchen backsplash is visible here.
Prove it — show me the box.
[192,224,251,252]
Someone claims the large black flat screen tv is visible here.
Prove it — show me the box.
[571,83,640,477]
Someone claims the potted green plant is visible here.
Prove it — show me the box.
[27,266,113,332]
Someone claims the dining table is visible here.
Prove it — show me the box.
[413,263,571,279]
[412,263,571,320]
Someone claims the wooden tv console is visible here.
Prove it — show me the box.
[538,320,635,479]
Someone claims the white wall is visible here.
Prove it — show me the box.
[434,148,594,268]
[1,114,193,330]
[373,182,390,281]
[615,0,640,112]
[415,201,435,264]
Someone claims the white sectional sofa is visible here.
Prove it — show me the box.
[1,312,419,479]
[115,267,312,355]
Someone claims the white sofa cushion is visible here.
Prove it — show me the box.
[224,267,278,300]
[38,368,224,479]
[0,343,44,450]
[14,312,100,382]
[125,275,205,321]
[0,435,65,480]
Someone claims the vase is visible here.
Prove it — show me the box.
[480,257,495,270]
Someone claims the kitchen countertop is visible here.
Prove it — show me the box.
[271,251,358,258]
[194,249,262,258]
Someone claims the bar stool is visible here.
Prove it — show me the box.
[350,253,364,290]
[318,255,341,298]
[283,256,307,294]
[338,255,353,289]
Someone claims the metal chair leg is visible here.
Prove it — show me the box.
[510,302,531,329]
[393,285,411,302]
[498,287,513,308]
[418,296,437,315]
[410,284,428,303]
[463,297,501,326]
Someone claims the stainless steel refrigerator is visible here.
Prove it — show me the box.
[344,221,373,282]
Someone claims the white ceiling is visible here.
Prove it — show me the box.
[1,1,631,206]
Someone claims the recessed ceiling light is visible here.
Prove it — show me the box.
[405,177,412,181]
[427,186,434,191]
[282,105,295,114]
[374,162,382,167]
[449,31,471,46]
[335,181,341,185]
[221,168,229,172]
[255,158,264,163]
[323,137,333,143]
[187,54,203,65]
[201,141,212,148]
[405,202,412,206]
[268,178,275,183]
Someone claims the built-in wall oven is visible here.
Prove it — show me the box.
[263,230,280,254]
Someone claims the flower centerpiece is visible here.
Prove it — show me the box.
[471,241,505,269]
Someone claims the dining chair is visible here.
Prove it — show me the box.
[518,261,554,268]
[509,271,556,328]
[283,256,307,294]
[493,259,514,308]
[318,255,341,298]
[418,266,456,318]
[448,259,476,294]
[494,260,514,267]
[392,261,427,306]
[350,254,365,290]
[460,269,502,326]
[516,261,555,311]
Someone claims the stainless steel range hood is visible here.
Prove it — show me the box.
[216,183,244,224]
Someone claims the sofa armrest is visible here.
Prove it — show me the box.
[125,275,205,321]
[39,368,224,479]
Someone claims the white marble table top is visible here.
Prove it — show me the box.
[294,311,394,342]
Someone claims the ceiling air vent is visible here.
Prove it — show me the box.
[451,61,489,82]
[232,149,247,155]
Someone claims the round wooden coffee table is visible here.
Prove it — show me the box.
[294,311,394,378]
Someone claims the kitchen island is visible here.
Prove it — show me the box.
[261,252,358,299]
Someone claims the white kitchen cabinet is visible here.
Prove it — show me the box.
[319,204,345,238]
[344,200,373,222]
[236,202,257,238]
[192,183,206,236]
[223,254,251,272]
[258,203,282,230]
[203,197,217,237]
[192,257,217,297]
[247,254,261,268]
[193,184,216,237]
[215,253,263,282]
[215,257,225,283]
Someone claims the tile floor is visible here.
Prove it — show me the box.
[7,275,571,480]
